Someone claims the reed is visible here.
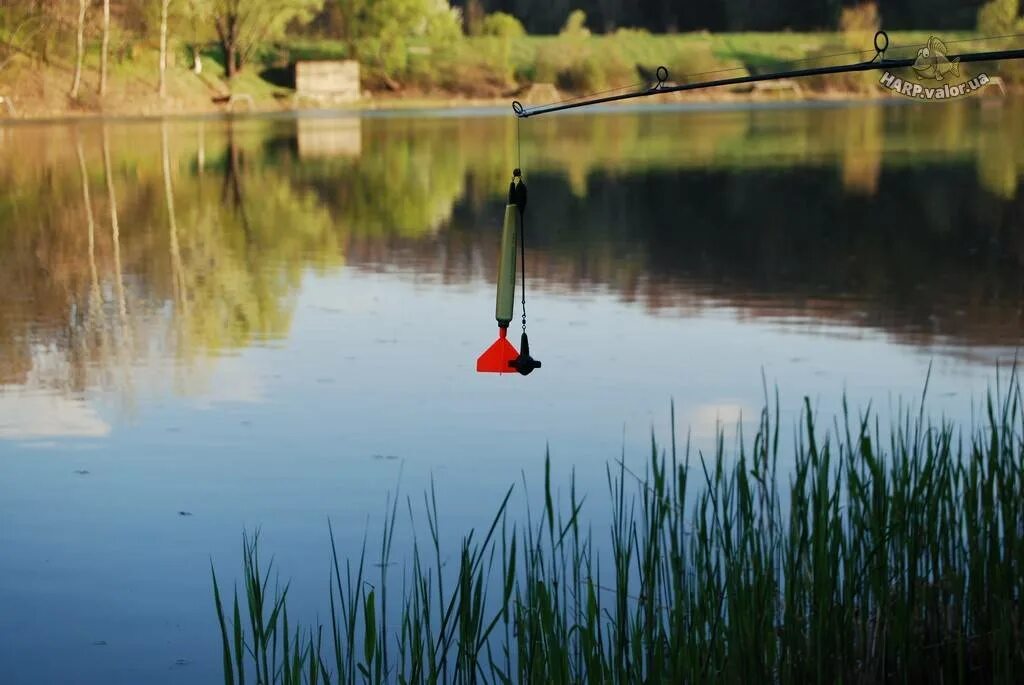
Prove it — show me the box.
[212,375,1024,683]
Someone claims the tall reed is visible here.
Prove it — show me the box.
[213,377,1024,683]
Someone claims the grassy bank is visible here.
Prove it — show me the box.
[2,30,1021,121]
[212,375,1024,683]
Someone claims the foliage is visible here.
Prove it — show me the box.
[445,0,981,33]
[559,9,590,37]
[1,104,1023,388]
[529,10,632,92]
[213,378,1024,683]
[209,0,323,77]
[480,12,526,39]
[330,0,462,85]
[839,1,880,51]
[977,0,1023,34]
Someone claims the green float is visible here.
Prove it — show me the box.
[476,169,541,376]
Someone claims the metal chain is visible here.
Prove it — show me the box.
[520,206,527,332]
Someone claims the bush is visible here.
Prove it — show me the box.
[839,1,880,31]
[436,37,514,94]
[800,42,878,93]
[839,1,880,50]
[356,35,409,84]
[612,27,651,40]
[534,36,633,93]
[353,0,463,90]
[481,12,526,39]
[556,53,606,91]
[977,0,1023,34]
[560,9,590,37]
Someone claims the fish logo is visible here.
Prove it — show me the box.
[912,36,960,81]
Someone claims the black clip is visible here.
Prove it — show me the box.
[509,169,527,210]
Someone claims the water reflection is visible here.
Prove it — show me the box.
[0,101,1022,417]
[2,103,1023,684]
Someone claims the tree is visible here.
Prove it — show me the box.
[71,0,88,98]
[331,0,462,79]
[210,0,322,79]
[100,0,110,96]
[186,0,210,73]
[464,0,484,35]
[159,0,172,98]
[978,0,1022,34]
[481,11,526,38]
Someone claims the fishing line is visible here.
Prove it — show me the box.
[511,113,540,374]
[882,32,1024,60]
[475,114,540,375]
[516,114,527,334]
[529,80,648,110]
[519,181,527,335]
[915,31,1024,47]
[523,43,881,109]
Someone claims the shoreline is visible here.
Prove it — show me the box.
[2,28,1018,125]
[0,87,1010,125]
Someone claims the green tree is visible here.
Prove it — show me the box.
[210,0,323,79]
[978,0,1022,33]
[332,0,461,80]
[480,12,525,38]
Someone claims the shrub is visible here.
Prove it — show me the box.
[612,26,651,39]
[840,1,880,50]
[800,42,877,93]
[977,0,1022,34]
[436,37,514,94]
[481,12,526,39]
[839,1,880,31]
[560,9,590,37]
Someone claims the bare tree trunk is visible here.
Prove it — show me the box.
[159,0,171,98]
[215,10,239,80]
[99,0,110,96]
[71,0,87,98]
[162,122,189,325]
[102,127,130,353]
[224,26,238,81]
[76,133,109,376]
[75,134,101,325]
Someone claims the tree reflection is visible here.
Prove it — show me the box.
[0,102,1022,406]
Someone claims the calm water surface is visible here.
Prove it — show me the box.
[1,101,1022,683]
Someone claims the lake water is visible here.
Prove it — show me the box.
[1,100,1022,683]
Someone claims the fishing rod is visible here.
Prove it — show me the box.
[513,31,1024,118]
[477,30,1024,377]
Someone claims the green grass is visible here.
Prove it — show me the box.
[212,374,1024,683]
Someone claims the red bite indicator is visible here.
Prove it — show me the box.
[477,169,540,376]
[476,327,519,374]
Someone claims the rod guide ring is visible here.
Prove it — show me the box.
[655,66,669,88]
[874,31,889,56]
